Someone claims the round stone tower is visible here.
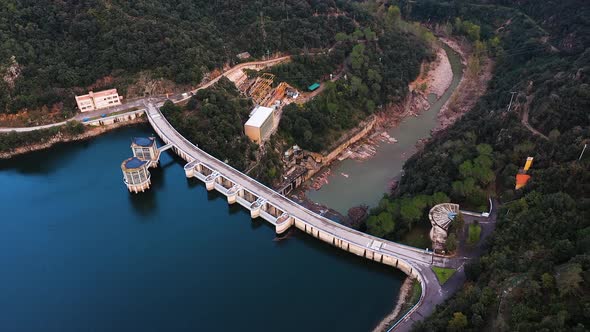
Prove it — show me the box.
[121,157,151,193]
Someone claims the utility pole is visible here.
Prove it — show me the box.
[507,91,517,112]
[579,144,588,161]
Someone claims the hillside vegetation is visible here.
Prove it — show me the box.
[376,0,590,330]
[160,3,435,185]
[161,78,283,185]
[0,0,357,116]
[278,9,434,152]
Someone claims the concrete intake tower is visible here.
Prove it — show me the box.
[121,137,172,193]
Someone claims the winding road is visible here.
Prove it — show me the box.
[0,56,290,133]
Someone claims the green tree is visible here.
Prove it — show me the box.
[448,312,468,331]
[335,32,349,42]
[400,198,422,227]
[541,273,554,289]
[432,192,450,204]
[363,27,377,41]
[446,233,458,252]
[556,263,583,297]
[367,212,395,238]
[350,44,367,71]
[385,5,401,31]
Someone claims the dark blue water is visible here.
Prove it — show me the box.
[0,124,404,332]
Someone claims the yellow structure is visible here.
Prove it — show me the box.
[244,106,275,144]
[515,156,534,190]
[524,157,534,171]
[249,73,275,105]
[75,89,122,112]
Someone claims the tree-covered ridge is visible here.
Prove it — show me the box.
[279,19,434,152]
[0,0,357,115]
[384,0,590,330]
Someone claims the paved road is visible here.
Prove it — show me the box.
[0,56,290,133]
[395,202,498,331]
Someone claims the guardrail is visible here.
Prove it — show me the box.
[460,197,493,218]
[83,109,146,126]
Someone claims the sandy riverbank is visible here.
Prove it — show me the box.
[0,118,147,159]
[413,46,453,99]
[352,41,455,162]
[305,41,455,180]
[434,37,493,133]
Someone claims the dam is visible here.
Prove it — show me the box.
[135,102,454,330]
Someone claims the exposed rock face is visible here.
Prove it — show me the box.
[2,56,21,89]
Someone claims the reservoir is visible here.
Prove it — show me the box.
[306,44,463,214]
[0,125,404,332]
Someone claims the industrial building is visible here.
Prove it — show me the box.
[244,106,275,144]
[75,89,122,112]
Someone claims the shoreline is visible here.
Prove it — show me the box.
[0,118,147,159]
[298,37,470,329]
[372,277,415,332]
[434,37,493,133]
[299,39,457,196]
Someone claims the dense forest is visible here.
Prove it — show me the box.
[0,0,358,117]
[279,12,434,152]
[161,78,254,170]
[161,2,434,183]
[359,0,589,330]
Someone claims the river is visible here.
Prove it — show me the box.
[0,124,405,332]
[306,44,463,214]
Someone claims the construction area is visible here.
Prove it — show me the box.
[226,67,300,107]
[223,57,334,196]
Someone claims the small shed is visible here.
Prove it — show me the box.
[308,83,320,91]
[237,52,251,60]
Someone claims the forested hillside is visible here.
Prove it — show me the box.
[377,0,590,330]
[279,9,434,152]
[159,2,435,185]
[0,0,356,116]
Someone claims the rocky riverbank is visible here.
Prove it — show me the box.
[302,40,456,194]
[344,40,455,162]
[0,117,147,159]
[434,37,493,133]
[372,277,415,332]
